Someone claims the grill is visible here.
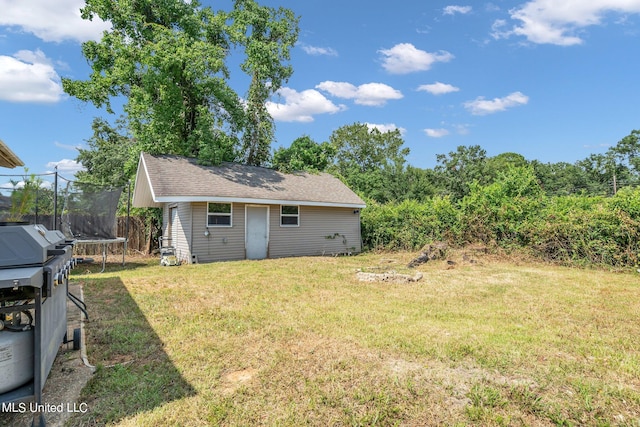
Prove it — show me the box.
[0,222,79,425]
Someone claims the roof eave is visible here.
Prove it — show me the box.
[0,140,24,169]
[132,153,163,208]
[153,195,366,209]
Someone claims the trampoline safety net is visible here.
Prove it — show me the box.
[60,180,123,240]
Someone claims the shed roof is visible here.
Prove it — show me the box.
[133,152,366,209]
[0,139,24,169]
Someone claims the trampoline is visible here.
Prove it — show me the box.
[59,178,130,272]
[0,170,130,272]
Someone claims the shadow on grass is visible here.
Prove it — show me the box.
[68,275,196,426]
[74,259,156,275]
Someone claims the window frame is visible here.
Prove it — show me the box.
[280,204,300,227]
[207,202,233,227]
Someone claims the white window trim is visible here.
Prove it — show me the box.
[280,204,300,227]
[207,202,233,227]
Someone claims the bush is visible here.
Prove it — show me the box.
[359,170,640,268]
[361,196,456,250]
[456,166,544,247]
[522,194,640,266]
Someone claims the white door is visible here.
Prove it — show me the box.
[246,206,268,260]
[169,207,177,247]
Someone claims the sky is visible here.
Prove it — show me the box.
[1,0,640,187]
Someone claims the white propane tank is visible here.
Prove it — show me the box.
[0,329,34,394]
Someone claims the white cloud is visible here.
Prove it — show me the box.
[453,124,471,135]
[0,179,53,190]
[495,0,640,46]
[46,159,85,174]
[366,123,407,135]
[0,50,64,103]
[418,82,460,95]
[424,128,450,138]
[443,5,472,15]
[266,87,344,122]
[316,81,403,106]
[464,91,529,115]
[300,44,338,56]
[0,0,109,43]
[378,43,454,74]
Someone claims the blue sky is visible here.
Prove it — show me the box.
[1,0,640,187]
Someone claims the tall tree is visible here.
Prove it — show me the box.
[611,130,640,172]
[609,129,640,190]
[531,160,589,196]
[577,153,627,195]
[328,123,409,203]
[75,117,135,187]
[63,0,298,169]
[485,152,528,181]
[272,136,335,173]
[402,165,439,201]
[434,145,489,200]
[64,0,243,164]
[230,0,299,166]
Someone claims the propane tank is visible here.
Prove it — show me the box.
[0,329,34,394]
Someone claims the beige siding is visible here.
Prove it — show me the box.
[268,205,361,258]
[190,202,246,263]
[182,203,362,263]
[162,203,192,264]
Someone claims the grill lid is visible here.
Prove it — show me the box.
[0,224,67,268]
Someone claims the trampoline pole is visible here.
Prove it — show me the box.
[53,167,58,230]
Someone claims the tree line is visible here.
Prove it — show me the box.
[271,125,640,203]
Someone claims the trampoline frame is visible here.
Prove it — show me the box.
[74,237,127,273]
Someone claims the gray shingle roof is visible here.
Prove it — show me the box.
[133,153,366,208]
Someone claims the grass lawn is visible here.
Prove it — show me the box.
[68,251,640,426]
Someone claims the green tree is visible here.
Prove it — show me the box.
[577,153,626,195]
[611,130,640,174]
[231,0,299,166]
[434,145,489,200]
[272,136,335,173]
[6,170,43,222]
[328,123,409,203]
[63,0,298,168]
[401,166,439,201]
[76,118,135,187]
[485,152,528,181]
[531,160,589,196]
[64,0,242,163]
[609,129,640,190]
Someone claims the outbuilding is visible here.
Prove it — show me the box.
[132,152,366,263]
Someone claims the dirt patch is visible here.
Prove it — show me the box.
[356,270,423,283]
[220,368,257,395]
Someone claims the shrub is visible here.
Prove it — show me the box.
[359,173,640,268]
[361,196,456,250]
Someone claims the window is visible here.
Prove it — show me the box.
[207,203,232,226]
[280,205,299,226]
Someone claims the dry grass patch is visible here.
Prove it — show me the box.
[68,252,640,426]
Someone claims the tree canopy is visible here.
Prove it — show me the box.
[272,135,335,173]
[64,0,298,171]
[327,123,410,203]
